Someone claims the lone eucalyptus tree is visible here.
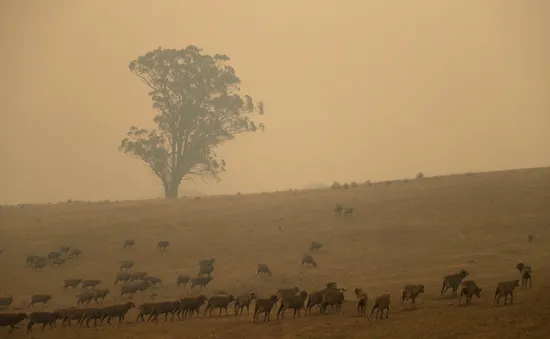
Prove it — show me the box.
[120,45,264,198]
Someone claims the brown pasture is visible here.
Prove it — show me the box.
[1,167,550,338]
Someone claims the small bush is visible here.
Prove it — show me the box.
[331,181,342,189]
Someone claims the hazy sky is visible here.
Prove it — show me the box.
[1,1,549,204]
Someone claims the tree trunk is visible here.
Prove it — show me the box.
[164,181,179,199]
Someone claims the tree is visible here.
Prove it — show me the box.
[119,45,265,199]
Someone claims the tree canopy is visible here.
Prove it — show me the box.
[119,45,264,198]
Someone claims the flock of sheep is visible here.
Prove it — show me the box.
[0,234,536,334]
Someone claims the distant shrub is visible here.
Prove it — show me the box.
[350,181,359,188]
[416,172,424,180]
[331,181,342,189]
[342,183,350,189]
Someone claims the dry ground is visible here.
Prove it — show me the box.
[1,167,550,339]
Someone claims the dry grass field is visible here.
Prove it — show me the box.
[1,167,550,339]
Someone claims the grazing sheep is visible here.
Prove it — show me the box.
[305,284,342,315]
[76,291,97,306]
[79,308,103,327]
[120,284,140,298]
[0,313,28,333]
[334,204,343,213]
[92,288,110,302]
[100,302,136,325]
[48,251,61,260]
[190,276,214,289]
[441,269,469,297]
[63,279,83,290]
[278,290,308,319]
[516,263,533,288]
[120,261,134,271]
[135,302,157,323]
[234,292,257,316]
[198,264,214,277]
[401,284,425,308]
[29,294,52,307]
[309,241,323,251]
[27,311,61,332]
[176,275,190,288]
[156,241,170,251]
[369,294,391,319]
[354,288,368,316]
[81,279,102,289]
[253,295,279,323]
[320,289,345,315]
[302,253,317,267]
[178,295,208,319]
[199,257,215,266]
[148,300,180,322]
[204,295,235,317]
[343,207,354,216]
[257,264,272,276]
[61,307,86,327]
[0,296,13,308]
[494,280,520,306]
[458,280,482,305]
[123,239,135,248]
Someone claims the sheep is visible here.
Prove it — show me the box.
[78,308,103,327]
[253,295,279,322]
[190,276,214,289]
[0,296,13,308]
[76,291,97,306]
[63,279,83,290]
[92,288,110,302]
[302,253,318,267]
[401,284,425,308]
[61,307,86,327]
[123,239,135,248]
[343,207,354,216]
[516,263,533,288]
[278,290,308,319]
[133,280,153,293]
[305,284,342,315]
[48,251,61,260]
[234,292,257,316]
[120,284,140,298]
[52,258,66,267]
[0,313,28,333]
[458,280,482,305]
[275,287,300,318]
[354,288,368,316]
[257,264,272,276]
[148,300,180,322]
[143,276,162,286]
[29,294,52,307]
[120,261,134,271]
[59,246,71,253]
[494,280,520,306]
[31,261,46,272]
[199,257,215,267]
[128,271,148,283]
[26,255,39,266]
[204,294,235,317]
[334,204,343,213]
[309,241,323,251]
[440,269,469,297]
[178,295,208,319]
[135,302,158,323]
[320,289,345,315]
[156,241,170,251]
[100,302,136,325]
[26,311,61,332]
[177,275,190,288]
[369,294,391,319]
[81,279,102,289]
[198,264,214,277]
[114,271,133,284]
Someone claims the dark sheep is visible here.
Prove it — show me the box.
[156,241,170,251]
[148,300,180,322]
[177,295,208,319]
[176,275,190,288]
[302,253,317,267]
[100,302,136,325]
[257,264,272,276]
[114,272,133,284]
[78,308,103,327]
[61,307,86,327]
[0,296,13,308]
[204,295,235,317]
[494,280,520,306]
[320,290,345,315]
[31,261,46,272]
[0,312,29,333]
[369,294,391,319]
[64,279,83,290]
[81,279,102,289]
[128,271,148,283]
[253,295,279,322]
[124,239,135,248]
[234,292,257,316]
[48,251,61,260]
[401,284,425,308]
[92,288,110,302]
[120,261,134,271]
[198,264,214,277]
[29,294,52,307]
[334,204,343,213]
[190,276,214,289]
[68,248,82,258]
[143,276,162,286]
[441,269,469,297]
[516,263,533,288]
[278,290,308,319]
[59,246,71,253]
[458,280,482,305]
[199,257,215,266]
[354,288,368,316]
[343,207,354,216]
[76,291,97,306]
[305,285,341,315]
[135,302,158,323]
[309,241,323,251]
[27,311,61,332]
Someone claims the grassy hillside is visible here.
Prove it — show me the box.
[1,167,549,338]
